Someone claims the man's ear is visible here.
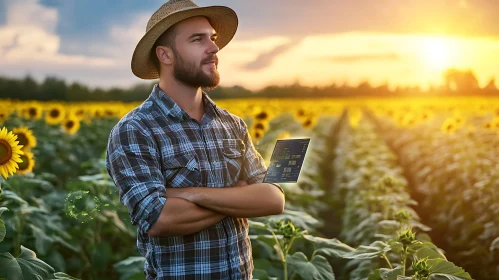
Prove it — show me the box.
[156,46,174,66]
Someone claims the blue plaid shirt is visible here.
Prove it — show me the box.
[106,84,283,279]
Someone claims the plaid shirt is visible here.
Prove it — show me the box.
[106,84,283,279]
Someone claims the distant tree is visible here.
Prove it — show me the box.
[40,76,67,101]
[443,68,480,93]
[484,77,497,91]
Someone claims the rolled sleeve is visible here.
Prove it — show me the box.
[106,121,166,234]
[238,118,284,194]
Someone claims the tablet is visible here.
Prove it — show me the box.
[262,138,311,183]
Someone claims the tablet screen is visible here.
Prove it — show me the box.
[263,138,311,183]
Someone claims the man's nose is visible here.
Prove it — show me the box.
[207,39,220,54]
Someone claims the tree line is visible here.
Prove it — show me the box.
[0,68,497,102]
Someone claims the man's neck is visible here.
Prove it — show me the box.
[158,77,204,121]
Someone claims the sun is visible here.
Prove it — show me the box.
[420,37,454,70]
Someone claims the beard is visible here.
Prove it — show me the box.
[172,49,220,90]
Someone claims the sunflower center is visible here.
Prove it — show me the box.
[29,108,37,117]
[0,139,13,165]
[16,133,28,147]
[65,121,75,129]
[17,154,29,170]
[255,123,265,130]
[50,109,60,118]
[255,112,268,120]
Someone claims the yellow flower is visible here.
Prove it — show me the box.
[252,120,269,132]
[12,126,37,150]
[292,107,308,121]
[70,107,86,119]
[301,115,318,129]
[45,104,66,125]
[0,107,13,124]
[16,150,35,175]
[23,103,43,120]
[277,131,290,139]
[250,128,264,143]
[492,118,499,130]
[0,127,24,179]
[442,118,457,134]
[62,117,81,135]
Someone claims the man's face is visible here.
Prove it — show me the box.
[171,16,220,90]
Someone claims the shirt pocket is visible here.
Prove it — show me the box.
[162,152,201,188]
[221,138,245,185]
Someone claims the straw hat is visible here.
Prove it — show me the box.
[131,0,238,79]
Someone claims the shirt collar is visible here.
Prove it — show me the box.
[150,84,217,121]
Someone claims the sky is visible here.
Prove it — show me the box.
[1,0,499,91]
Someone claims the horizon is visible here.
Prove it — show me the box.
[1,0,499,92]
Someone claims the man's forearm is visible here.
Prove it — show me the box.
[180,183,285,218]
[147,197,225,237]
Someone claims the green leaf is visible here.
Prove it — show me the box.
[0,245,55,279]
[113,256,146,280]
[287,252,335,280]
[248,220,268,231]
[341,241,389,259]
[379,265,403,280]
[253,269,270,280]
[29,224,54,255]
[1,190,27,205]
[490,236,499,251]
[367,269,382,280]
[0,207,8,217]
[267,209,322,232]
[50,272,80,280]
[415,246,447,260]
[428,273,472,280]
[388,241,404,253]
[303,235,354,258]
[91,242,112,270]
[0,220,5,243]
[427,259,472,279]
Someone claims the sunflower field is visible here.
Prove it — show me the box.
[0,96,498,280]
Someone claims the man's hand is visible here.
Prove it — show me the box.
[166,180,284,218]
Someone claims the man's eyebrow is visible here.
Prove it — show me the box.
[188,32,218,39]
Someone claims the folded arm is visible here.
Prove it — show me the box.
[147,197,226,237]
[166,182,285,218]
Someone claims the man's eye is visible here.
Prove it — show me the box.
[193,38,201,42]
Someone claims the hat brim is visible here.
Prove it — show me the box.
[131,6,238,80]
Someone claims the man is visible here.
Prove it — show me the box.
[105,0,285,279]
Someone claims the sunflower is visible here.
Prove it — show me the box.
[71,107,86,119]
[16,150,35,175]
[23,103,43,120]
[45,104,66,125]
[301,115,318,129]
[12,126,37,150]
[62,117,81,135]
[277,131,290,140]
[441,118,458,134]
[0,127,24,179]
[0,107,12,124]
[250,128,264,143]
[252,120,269,132]
[292,107,308,121]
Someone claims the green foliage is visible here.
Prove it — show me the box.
[375,109,499,279]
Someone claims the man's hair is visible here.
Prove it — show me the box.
[151,24,179,75]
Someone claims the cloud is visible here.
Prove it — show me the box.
[325,53,400,63]
[241,38,302,71]
[5,0,58,32]
[0,0,138,89]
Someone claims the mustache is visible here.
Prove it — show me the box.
[202,56,218,65]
